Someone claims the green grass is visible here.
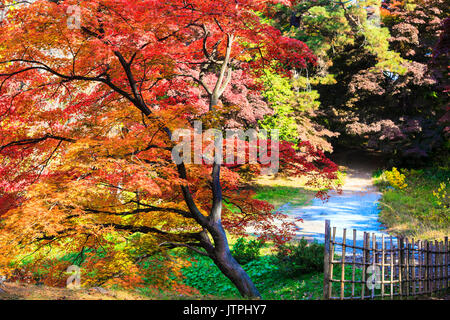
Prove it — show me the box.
[181,252,324,300]
[374,167,449,240]
[252,169,346,210]
[179,248,374,300]
[253,186,313,209]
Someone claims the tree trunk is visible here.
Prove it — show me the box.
[213,251,261,298]
[185,31,258,298]
[207,220,261,299]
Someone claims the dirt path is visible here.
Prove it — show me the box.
[279,148,389,244]
[0,282,149,300]
[330,148,387,192]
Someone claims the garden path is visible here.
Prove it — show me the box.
[280,149,390,248]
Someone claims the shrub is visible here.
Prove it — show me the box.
[384,167,408,189]
[432,181,449,208]
[231,237,264,265]
[377,167,450,238]
[275,239,324,277]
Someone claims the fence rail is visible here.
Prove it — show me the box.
[323,220,450,300]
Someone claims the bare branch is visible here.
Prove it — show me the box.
[0,134,75,152]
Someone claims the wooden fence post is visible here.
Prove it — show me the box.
[399,237,404,296]
[411,239,416,296]
[371,233,376,299]
[418,240,422,295]
[340,228,347,300]
[445,237,449,292]
[390,236,394,299]
[427,241,432,294]
[381,234,385,299]
[323,219,331,300]
[432,241,436,294]
[405,238,410,296]
[351,229,357,299]
[434,240,438,293]
[424,240,427,294]
[361,232,368,299]
[440,240,443,294]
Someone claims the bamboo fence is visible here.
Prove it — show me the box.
[323,220,450,300]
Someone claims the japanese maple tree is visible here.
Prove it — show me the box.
[0,0,338,298]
